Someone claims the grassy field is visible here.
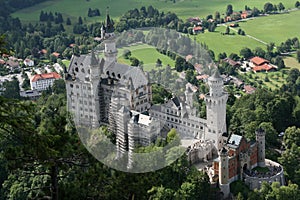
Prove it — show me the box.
[284,55,300,70]
[117,44,175,71]
[195,25,266,56]
[195,10,300,58]
[12,0,297,24]
[242,70,288,90]
[236,10,300,46]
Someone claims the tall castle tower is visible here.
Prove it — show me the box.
[101,10,117,65]
[219,147,230,199]
[256,128,266,167]
[205,69,228,150]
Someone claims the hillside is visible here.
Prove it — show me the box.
[12,0,297,23]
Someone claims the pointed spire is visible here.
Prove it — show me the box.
[209,68,222,81]
[105,6,114,33]
[100,23,105,39]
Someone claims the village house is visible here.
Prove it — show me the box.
[192,26,204,34]
[223,58,241,68]
[194,63,204,74]
[52,52,61,58]
[196,74,209,81]
[30,72,61,91]
[241,10,252,19]
[230,76,244,88]
[20,89,41,100]
[249,56,277,73]
[23,58,34,67]
[188,17,202,25]
[0,59,5,65]
[244,85,256,94]
[225,16,232,22]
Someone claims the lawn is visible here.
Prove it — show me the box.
[195,26,266,56]
[284,55,300,70]
[242,70,288,90]
[12,0,297,24]
[62,59,71,68]
[117,43,176,71]
[236,10,300,45]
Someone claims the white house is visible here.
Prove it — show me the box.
[23,59,34,67]
[30,72,61,91]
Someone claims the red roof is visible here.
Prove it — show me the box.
[52,52,60,57]
[252,64,274,72]
[196,74,209,80]
[250,56,269,66]
[241,13,248,18]
[244,85,256,94]
[223,58,240,67]
[40,49,47,54]
[31,72,61,82]
[186,54,193,61]
[193,26,203,31]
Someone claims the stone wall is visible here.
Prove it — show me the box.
[244,159,285,190]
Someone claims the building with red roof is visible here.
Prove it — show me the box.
[52,52,61,58]
[30,72,61,91]
[244,85,256,94]
[241,10,252,19]
[250,56,269,66]
[250,56,276,72]
[193,26,203,34]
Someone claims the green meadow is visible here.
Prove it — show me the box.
[195,25,266,56]
[11,0,300,67]
[284,55,300,70]
[235,10,300,45]
[117,44,175,71]
[12,0,296,23]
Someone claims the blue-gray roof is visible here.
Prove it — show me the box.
[228,134,242,147]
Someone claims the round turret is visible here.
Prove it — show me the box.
[256,128,266,167]
[218,147,230,199]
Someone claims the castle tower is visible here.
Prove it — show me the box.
[102,9,117,65]
[256,128,266,167]
[205,69,228,150]
[89,50,102,128]
[219,147,230,199]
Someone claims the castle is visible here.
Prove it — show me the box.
[65,13,284,199]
